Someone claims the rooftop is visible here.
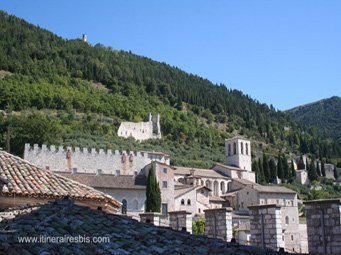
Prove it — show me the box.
[0,150,121,210]
[0,199,283,255]
[250,185,297,194]
[56,172,147,190]
[174,166,229,179]
[213,163,246,172]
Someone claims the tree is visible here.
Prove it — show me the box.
[290,160,296,182]
[334,165,339,180]
[263,153,270,183]
[282,156,289,181]
[269,158,277,182]
[297,155,305,170]
[316,161,321,176]
[252,160,260,183]
[277,154,284,181]
[146,163,161,212]
[192,219,205,235]
[308,159,318,182]
[258,158,265,184]
[321,159,326,177]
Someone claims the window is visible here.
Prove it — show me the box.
[116,170,121,176]
[198,208,201,213]
[187,199,191,205]
[72,168,77,175]
[241,142,244,154]
[233,142,237,155]
[96,169,102,175]
[162,181,167,188]
[291,235,294,241]
[228,144,231,156]
[129,154,133,162]
[122,199,127,214]
[161,203,168,215]
[134,170,138,176]
[46,166,50,170]
[246,143,249,155]
[285,216,289,225]
[181,199,185,205]
[163,168,167,174]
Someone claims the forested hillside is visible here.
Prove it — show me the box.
[287,96,341,145]
[0,10,340,169]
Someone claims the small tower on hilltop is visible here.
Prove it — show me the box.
[225,136,252,171]
[82,34,87,43]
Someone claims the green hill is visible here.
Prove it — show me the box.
[0,10,339,168]
[287,96,341,145]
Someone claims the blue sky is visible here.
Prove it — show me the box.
[1,1,340,110]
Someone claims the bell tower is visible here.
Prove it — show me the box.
[225,136,251,171]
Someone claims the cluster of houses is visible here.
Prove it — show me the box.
[0,134,340,254]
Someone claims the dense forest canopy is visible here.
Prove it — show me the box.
[0,10,340,169]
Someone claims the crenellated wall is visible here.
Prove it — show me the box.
[24,144,170,175]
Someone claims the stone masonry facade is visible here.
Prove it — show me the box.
[117,113,161,141]
[24,144,169,175]
[249,204,283,252]
[204,208,233,242]
[304,199,341,255]
[169,211,192,234]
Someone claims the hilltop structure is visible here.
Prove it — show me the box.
[117,113,161,141]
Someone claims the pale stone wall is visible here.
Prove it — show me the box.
[296,170,309,185]
[98,188,146,216]
[249,204,284,251]
[117,113,161,141]
[143,162,175,213]
[204,208,233,242]
[139,212,160,226]
[169,211,192,234]
[24,144,169,175]
[299,224,309,254]
[174,188,197,215]
[225,137,252,171]
[304,199,341,255]
[236,186,258,212]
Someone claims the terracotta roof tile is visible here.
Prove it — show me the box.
[0,150,121,209]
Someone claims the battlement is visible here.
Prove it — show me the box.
[24,143,152,158]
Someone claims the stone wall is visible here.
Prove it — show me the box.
[249,204,284,251]
[204,208,233,242]
[139,212,160,226]
[117,113,161,141]
[24,144,169,175]
[304,199,341,255]
[169,211,192,234]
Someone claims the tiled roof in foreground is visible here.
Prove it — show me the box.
[0,199,283,255]
[0,150,121,209]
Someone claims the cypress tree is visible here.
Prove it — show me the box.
[269,158,277,183]
[321,159,326,177]
[252,160,260,183]
[263,153,270,183]
[308,159,318,182]
[277,154,284,181]
[316,161,321,176]
[146,162,161,212]
[334,165,339,180]
[282,156,289,181]
[258,158,265,183]
[297,155,305,170]
[290,160,296,182]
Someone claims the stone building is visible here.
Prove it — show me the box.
[304,199,341,255]
[117,113,161,141]
[225,136,252,171]
[0,150,121,213]
[24,143,169,175]
[58,161,175,216]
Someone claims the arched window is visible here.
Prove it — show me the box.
[122,199,127,214]
[233,142,237,155]
[246,143,249,155]
[181,199,185,205]
[241,142,244,154]
[285,216,289,225]
[201,180,204,186]
[228,144,231,156]
[213,181,219,196]
[220,181,225,193]
[133,199,138,211]
[187,199,191,205]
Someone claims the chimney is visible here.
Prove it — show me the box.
[189,168,195,176]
